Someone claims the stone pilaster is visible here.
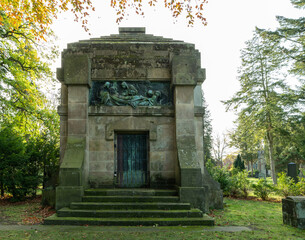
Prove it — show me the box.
[56,55,91,210]
[172,54,207,211]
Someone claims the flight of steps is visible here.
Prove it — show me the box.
[44,189,214,226]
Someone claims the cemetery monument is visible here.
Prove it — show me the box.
[45,27,223,226]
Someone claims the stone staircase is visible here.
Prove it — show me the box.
[44,189,214,226]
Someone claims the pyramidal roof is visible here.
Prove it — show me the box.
[67,27,192,46]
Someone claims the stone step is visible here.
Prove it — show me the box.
[58,207,203,218]
[84,189,178,197]
[70,202,191,210]
[82,195,180,203]
[44,215,214,226]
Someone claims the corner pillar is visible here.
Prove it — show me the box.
[56,54,91,210]
[172,54,207,211]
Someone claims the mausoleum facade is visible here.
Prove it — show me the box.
[55,27,222,213]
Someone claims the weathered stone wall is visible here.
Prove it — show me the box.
[87,106,177,188]
[90,45,172,80]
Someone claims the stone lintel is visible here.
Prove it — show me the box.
[105,117,157,141]
[88,106,174,117]
[63,54,91,86]
[91,69,171,80]
[91,77,172,82]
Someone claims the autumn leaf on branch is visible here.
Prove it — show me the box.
[1,0,208,43]
[0,0,95,41]
[110,0,208,26]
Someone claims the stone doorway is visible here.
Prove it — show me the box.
[116,133,149,188]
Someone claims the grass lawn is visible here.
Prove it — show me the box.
[0,196,55,225]
[0,197,304,239]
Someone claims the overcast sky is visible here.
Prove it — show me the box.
[52,0,303,136]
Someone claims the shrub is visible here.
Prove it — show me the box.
[230,167,239,176]
[0,127,60,201]
[206,159,232,196]
[230,170,250,198]
[0,127,36,201]
[295,177,305,196]
[206,160,251,198]
[276,172,297,197]
[252,179,274,200]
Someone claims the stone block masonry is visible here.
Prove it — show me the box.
[54,27,223,213]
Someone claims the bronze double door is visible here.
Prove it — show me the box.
[116,133,148,188]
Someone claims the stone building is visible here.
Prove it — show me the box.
[49,28,222,225]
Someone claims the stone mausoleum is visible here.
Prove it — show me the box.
[47,28,222,226]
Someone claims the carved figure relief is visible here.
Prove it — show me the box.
[89,81,172,108]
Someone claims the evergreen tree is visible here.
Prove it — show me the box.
[257,0,305,174]
[229,116,261,175]
[258,0,305,77]
[233,154,245,171]
[224,30,297,184]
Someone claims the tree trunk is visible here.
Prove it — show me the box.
[267,131,277,185]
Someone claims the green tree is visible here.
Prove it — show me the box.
[258,1,305,174]
[233,154,245,172]
[273,114,305,171]
[258,0,305,76]
[229,116,261,175]
[224,30,296,184]
[1,10,60,198]
[0,10,57,130]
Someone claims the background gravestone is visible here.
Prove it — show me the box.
[288,162,298,183]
